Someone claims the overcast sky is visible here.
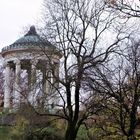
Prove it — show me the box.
[0,0,43,50]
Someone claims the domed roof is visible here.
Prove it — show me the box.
[14,26,42,44]
[2,26,55,52]
[14,35,41,44]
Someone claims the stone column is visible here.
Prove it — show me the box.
[46,65,51,95]
[14,60,21,108]
[27,68,31,90]
[31,60,38,89]
[50,61,60,111]
[54,61,59,88]
[30,60,38,105]
[37,68,46,109]
[4,62,11,109]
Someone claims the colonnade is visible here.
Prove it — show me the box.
[3,59,59,109]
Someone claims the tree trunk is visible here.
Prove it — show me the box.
[127,101,137,140]
[65,122,79,140]
[127,136,136,140]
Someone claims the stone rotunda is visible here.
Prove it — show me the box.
[1,26,62,110]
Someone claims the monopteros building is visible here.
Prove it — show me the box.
[1,26,62,110]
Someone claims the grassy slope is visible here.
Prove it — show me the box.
[0,126,10,140]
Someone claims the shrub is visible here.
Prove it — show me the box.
[9,115,29,140]
[9,114,64,140]
[76,125,89,140]
[26,126,64,140]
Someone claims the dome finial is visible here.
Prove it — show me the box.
[25,25,37,36]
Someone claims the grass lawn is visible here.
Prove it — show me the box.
[0,126,11,140]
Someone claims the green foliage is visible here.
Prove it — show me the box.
[75,122,128,140]
[0,112,130,140]
[0,126,11,140]
[31,126,64,140]
[8,114,64,140]
[76,125,89,140]
[9,115,29,140]
[87,125,126,140]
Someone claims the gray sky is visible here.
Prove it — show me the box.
[0,0,43,50]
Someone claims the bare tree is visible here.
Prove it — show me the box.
[106,0,140,18]
[90,39,140,140]
[27,0,134,139]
